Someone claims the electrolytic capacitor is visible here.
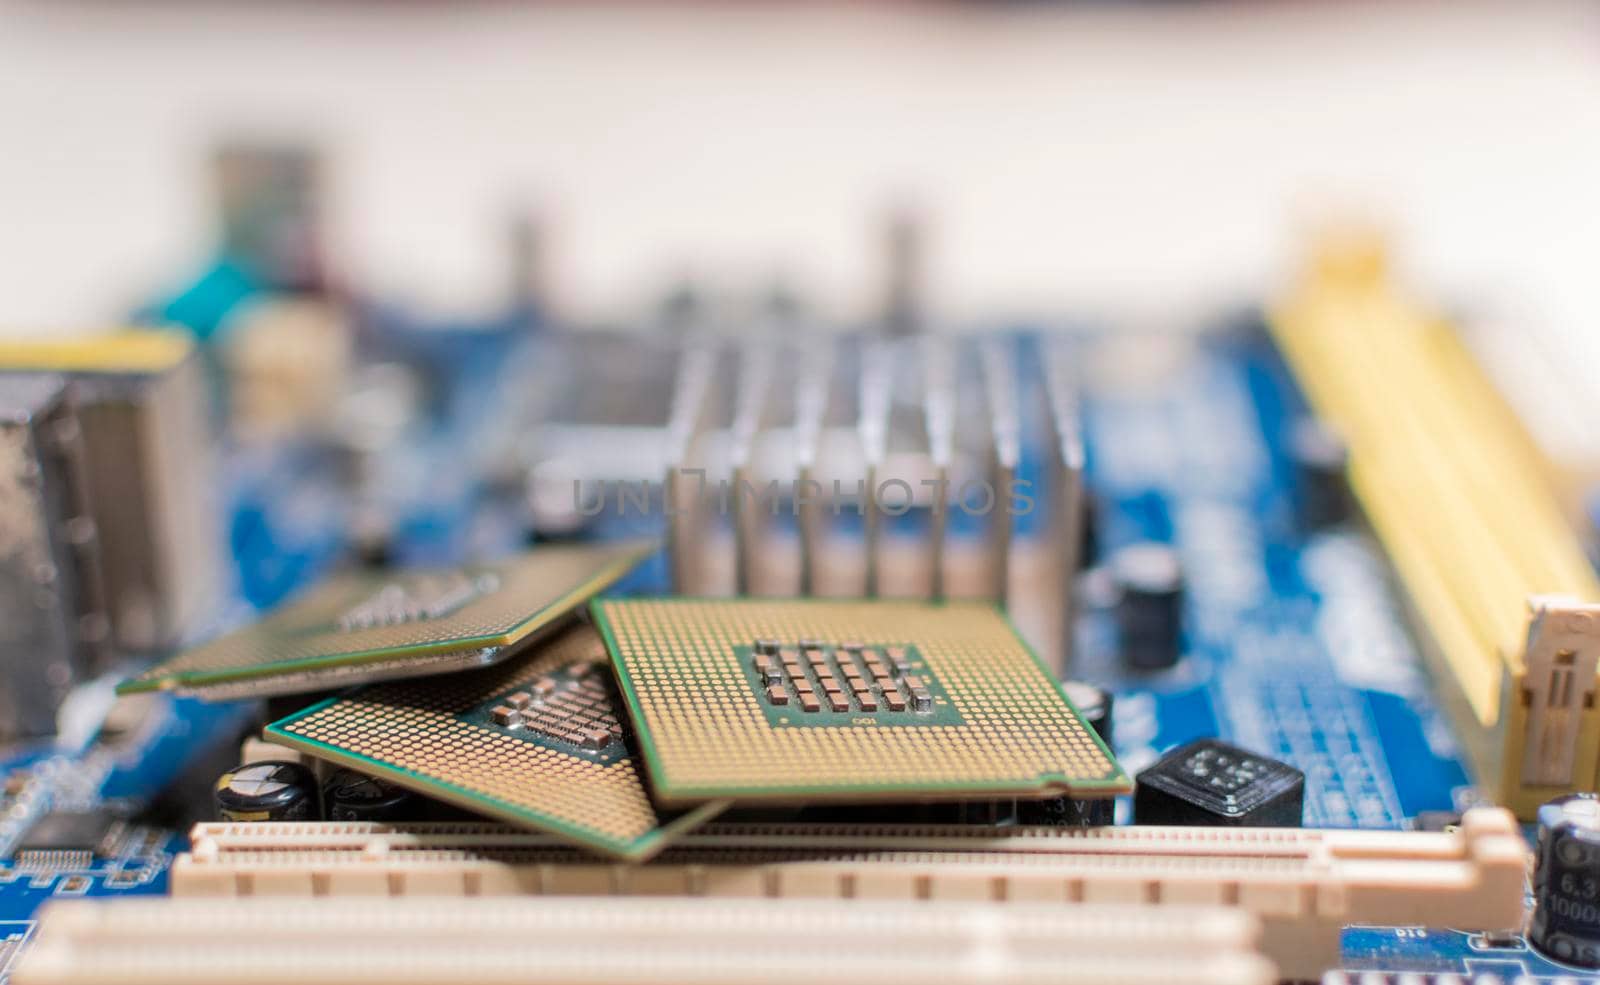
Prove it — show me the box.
[1531,793,1600,968]
[323,768,416,822]
[213,761,318,823]
[1110,541,1185,671]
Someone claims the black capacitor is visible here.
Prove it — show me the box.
[1110,542,1185,671]
[1078,490,1102,570]
[352,530,394,568]
[1531,793,1600,968]
[925,800,1020,826]
[1018,682,1115,828]
[213,761,318,823]
[1017,796,1112,827]
[349,507,395,569]
[323,768,416,822]
[1288,418,1352,530]
[1135,738,1303,828]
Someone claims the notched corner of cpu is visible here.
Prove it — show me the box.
[1030,771,1134,802]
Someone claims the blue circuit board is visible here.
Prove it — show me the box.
[0,322,1591,984]
[1079,329,1472,828]
[0,693,253,979]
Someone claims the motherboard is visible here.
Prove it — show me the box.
[1,231,1595,985]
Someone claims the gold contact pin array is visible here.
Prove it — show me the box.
[592,598,1127,805]
[266,622,727,861]
[1270,230,1600,817]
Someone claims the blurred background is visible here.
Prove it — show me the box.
[1,0,1598,460]
[0,0,1595,322]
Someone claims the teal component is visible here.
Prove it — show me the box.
[157,258,260,339]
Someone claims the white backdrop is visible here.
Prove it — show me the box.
[0,0,1596,367]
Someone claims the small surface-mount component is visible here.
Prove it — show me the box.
[592,597,1128,806]
[0,375,106,740]
[322,770,415,823]
[1410,810,1464,833]
[1078,490,1102,570]
[213,761,319,823]
[1530,793,1600,967]
[174,806,1526,982]
[16,811,121,869]
[11,896,1275,985]
[1288,417,1352,530]
[1135,738,1304,827]
[122,541,651,699]
[1110,542,1185,671]
[267,621,728,860]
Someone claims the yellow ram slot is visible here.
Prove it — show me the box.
[0,329,193,374]
[1270,232,1600,819]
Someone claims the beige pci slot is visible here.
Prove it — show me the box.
[175,807,1525,981]
[13,896,1272,985]
[1271,232,1600,819]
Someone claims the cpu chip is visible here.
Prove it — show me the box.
[591,598,1130,806]
[266,621,726,860]
[120,542,652,699]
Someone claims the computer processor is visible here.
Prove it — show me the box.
[590,597,1129,805]
[265,621,726,860]
[120,542,652,699]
